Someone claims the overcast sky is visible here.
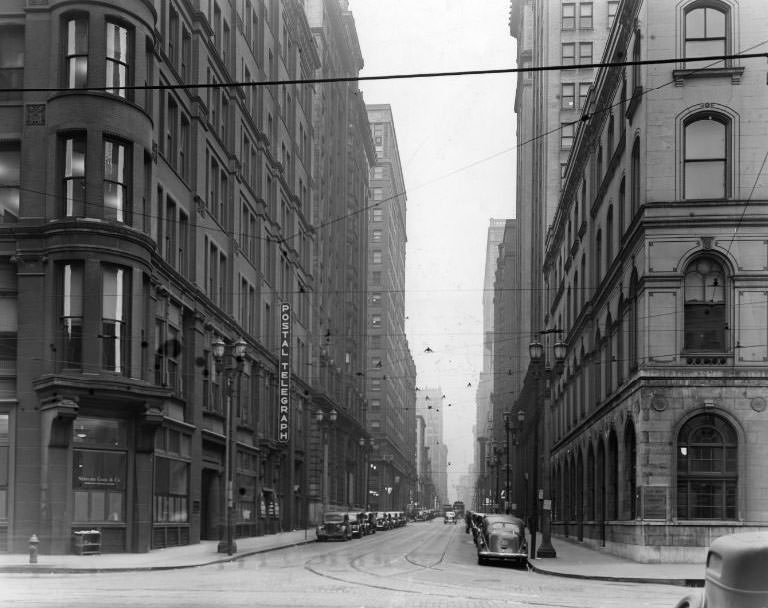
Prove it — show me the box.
[349,0,518,500]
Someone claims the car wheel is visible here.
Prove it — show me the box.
[477,556,486,566]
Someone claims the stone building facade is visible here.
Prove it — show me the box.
[544,0,768,561]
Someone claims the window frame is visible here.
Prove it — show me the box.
[682,255,727,353]
[676,413,738,520]
[105,21,132,99]
[683,112,730,200]
[64,16,88,89]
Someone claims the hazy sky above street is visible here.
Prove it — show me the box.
[349,1,518,499]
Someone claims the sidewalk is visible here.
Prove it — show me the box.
[0,528,317,574]
[526,533,705,586]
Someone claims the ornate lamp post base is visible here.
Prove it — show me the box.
[536,509,557,558]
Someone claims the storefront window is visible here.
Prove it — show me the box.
[72,417,127,523]
[73,450,126,522]
[154,457,188,522]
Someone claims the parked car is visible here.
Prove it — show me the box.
[363,512,376,534]
[346,512,366,538]
[443,510,456,524]
[476,514,527,567]
[375,511,390,531]
[316,511,352,542]
[675,532,768,608]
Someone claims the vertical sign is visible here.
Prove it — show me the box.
[278,303,291,442]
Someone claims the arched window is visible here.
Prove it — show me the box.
[630,137,641,214]
[684,114,729,199]
[631,34,641,92]
[629,269,639,370]
[617,296,625,386]
[595,229,602,285]
[677,413,737,519]
[607,429,619,520]
[606,114,614,158]
[586,443,595,520]
[684,256,726,352]
[605,314,614,394]
[618,177,626,237]
[624,419,637,519]
[684,3,728,63]
[606,205,614,266]
[596,439,606,523]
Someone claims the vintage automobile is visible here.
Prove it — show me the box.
[346,512,367,538]
[316,511,352,542]
[375,511,390,531]
[443,510,457,524]
[476,514,527,567]
[675,532,768,608]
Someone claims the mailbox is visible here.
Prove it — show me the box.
[676,532,768,608]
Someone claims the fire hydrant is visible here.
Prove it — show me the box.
[29,534,39,564]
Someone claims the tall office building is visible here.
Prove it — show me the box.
[473,218,507,508]
[0,0,374,554]
[365,104,416,513]
[305,0,374,523]
[417,387,448,507]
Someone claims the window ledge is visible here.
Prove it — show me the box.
[673,66,745,85]
[682,353,732,366]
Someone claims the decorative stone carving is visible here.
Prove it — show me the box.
[751,397,767,413]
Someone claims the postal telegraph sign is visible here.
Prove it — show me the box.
[278,303,291,442]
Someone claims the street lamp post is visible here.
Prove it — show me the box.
[316,409,338,516]
[529,331,566,559]
[213,337,248,556]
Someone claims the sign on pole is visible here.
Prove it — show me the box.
[278,303,290,442]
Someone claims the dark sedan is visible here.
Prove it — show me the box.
[476,514,528,567]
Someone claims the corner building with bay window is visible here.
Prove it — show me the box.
[0,0,332,553]
[544,0,768,561]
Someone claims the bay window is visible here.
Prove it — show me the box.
[105,22,130,98]
[102,265,130,375]
[65,17,88,88]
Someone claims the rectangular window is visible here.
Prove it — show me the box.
[105,22,129,98]
[178,211,189,278]
[166,96,178,166]
[372,208,383,222]
[104,139,130,223]
[102,265,130,375]
[0,142,20,223]
[65,18,88,88]
[0,25,23,102]
[181,27,191,81]
[579,3,593,29]
[372,251,382,264]
[180,114,190,180]
[561,82,575,109]
[562,42,575,66]
[578,82,591,108]
[154,456,189,523]
[168,4,179,67]
[562,3,575,29]
[371,314,381,328]
[579,42,593,65]
[60,263,83,368]
[63,134,87,217]
[608,1,619,29]
[561,123,575,149]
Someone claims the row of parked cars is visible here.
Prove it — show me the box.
[465,511,528,567]
[316,510,408,541]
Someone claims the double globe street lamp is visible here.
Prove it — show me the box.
[316,408,338,515]
[527,331,566,559]
[212,337,248,556]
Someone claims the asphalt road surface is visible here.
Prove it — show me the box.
[0,520,689,608]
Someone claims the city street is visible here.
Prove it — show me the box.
[1,521,689,608]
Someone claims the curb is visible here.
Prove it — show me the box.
[526,560,705,587]
[0,538,318,574]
